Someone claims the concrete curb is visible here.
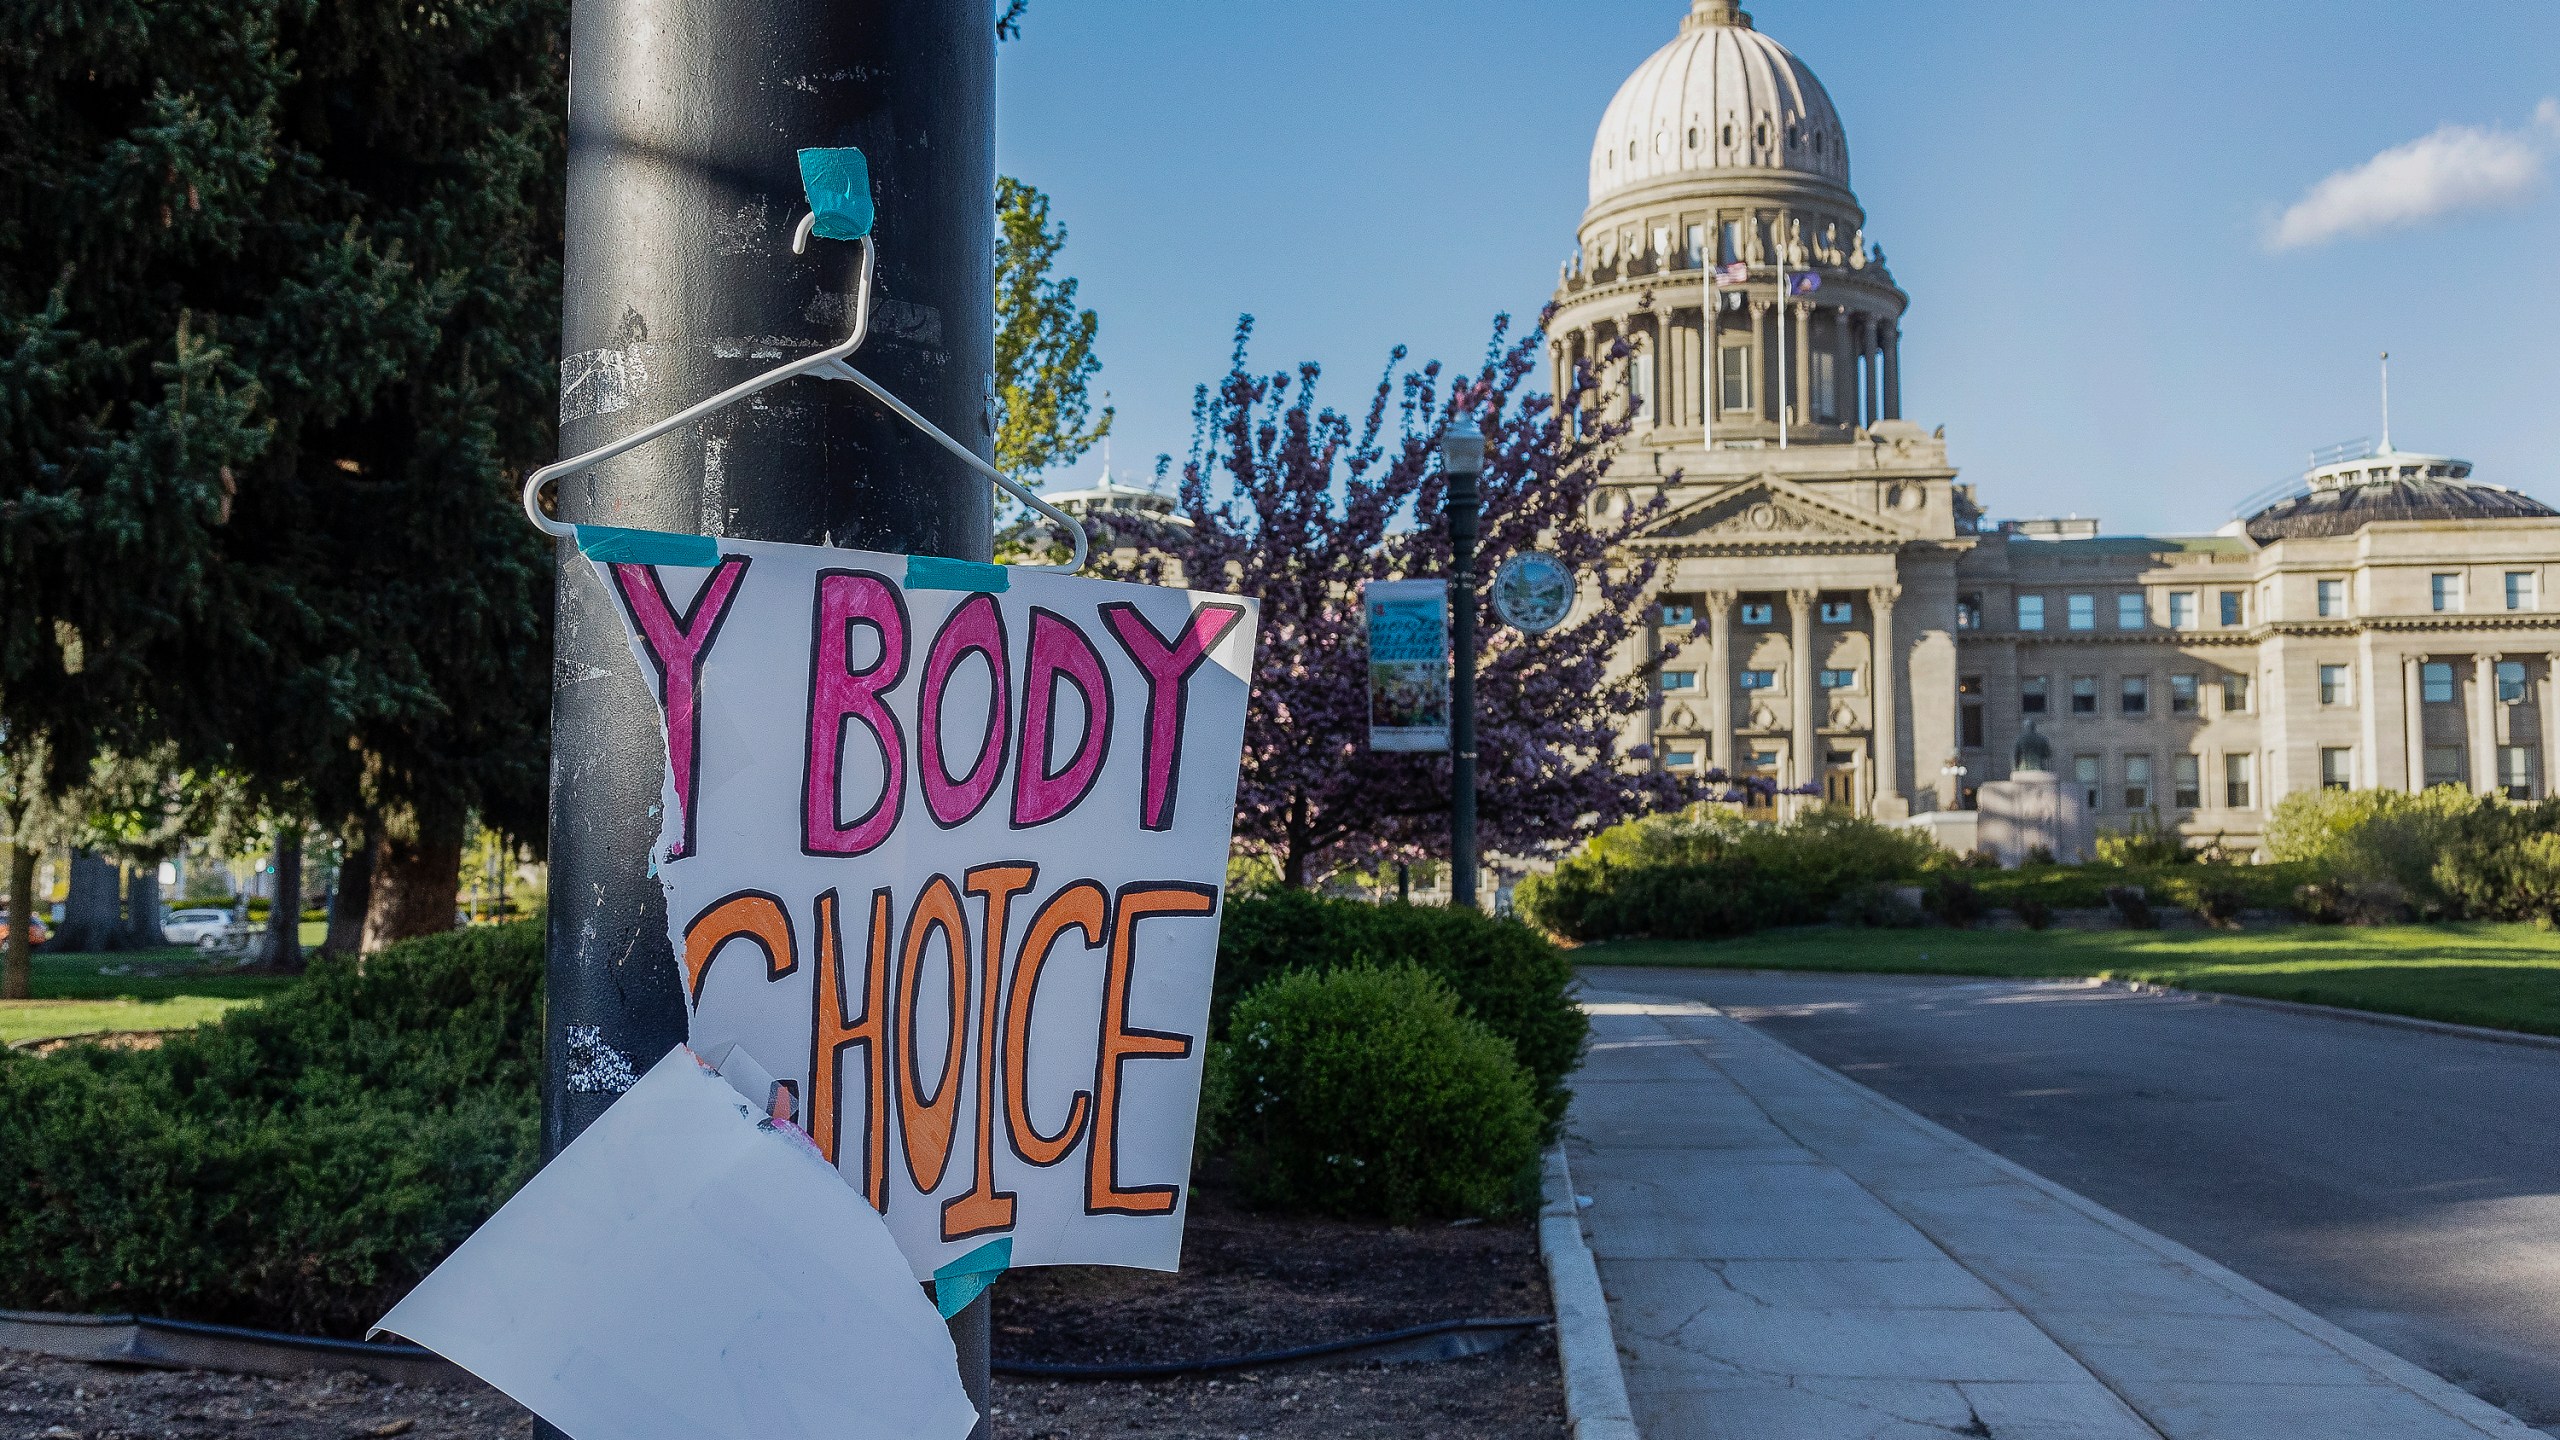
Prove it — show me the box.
[2094,976,2560,1053]
[1539,1145,1640,1440]
[1661,996,2541,1438]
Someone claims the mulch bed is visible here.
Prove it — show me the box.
[0,1173,1564,1440]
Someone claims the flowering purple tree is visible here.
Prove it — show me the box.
[1106,316,1755,888]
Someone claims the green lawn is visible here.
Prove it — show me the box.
[0,941,309,1048]
[1575,923,2560,1037]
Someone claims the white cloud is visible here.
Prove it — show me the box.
[2266,104,2554,251]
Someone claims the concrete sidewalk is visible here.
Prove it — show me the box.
[1570,986,2545,1440]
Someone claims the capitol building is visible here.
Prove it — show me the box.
[1564,0,2560,853]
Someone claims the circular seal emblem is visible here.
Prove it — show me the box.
[1490,552,1574,634]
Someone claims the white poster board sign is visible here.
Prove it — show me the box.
[592,537,1259,1278]
[1363,578,1449,752]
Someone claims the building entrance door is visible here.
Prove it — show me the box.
[1824,749,1859,809]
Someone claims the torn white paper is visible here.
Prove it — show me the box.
[373,1047,977,1440]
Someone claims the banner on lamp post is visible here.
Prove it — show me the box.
[1364,578,1450,752]
[588,533,1260,1280]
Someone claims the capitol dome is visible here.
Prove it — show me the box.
[1589,0,1850,207]
[2244,450,2556,543]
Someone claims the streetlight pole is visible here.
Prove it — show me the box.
[1441,415,1484,909]
[544,0,994,1432]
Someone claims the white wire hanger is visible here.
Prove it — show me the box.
[520,157,1088,576]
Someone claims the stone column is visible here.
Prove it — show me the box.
[1788,589,1819,804]
[2541,655,2560,800]
[1790,300,1814,433]
[2402,654,2425,792]
[1830,306,1852,426]
[2472,652,2500,793]
[1870,585,1903,818]
[1859,315,1878,427]
[1882,320,1902,419]
[1751,299,1774,423]
[1704,590,1736,774]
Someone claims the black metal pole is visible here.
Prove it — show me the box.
[543,0,995,1432]
[1444,421,1482,909]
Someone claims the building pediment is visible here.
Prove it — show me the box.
[1624,476,1912,552]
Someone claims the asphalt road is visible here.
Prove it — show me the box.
[1582,966,2560,1434]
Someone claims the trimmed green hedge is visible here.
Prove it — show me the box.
[0,923,542,1336]
[1965,862,2312,914]
[1215,965,1541,1221]
[1214,889,1584,1121]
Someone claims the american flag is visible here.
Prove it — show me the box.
[1712,262,1749,286]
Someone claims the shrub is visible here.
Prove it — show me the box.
[1220,965,1541,1222]
[2189,878,2247,928]
[1830,881,1926,929]
[1215,889,1583,1122]
[2267,786,2476,915]
[2103,885,2156,930]
[1517,805,1935,943]
[2013,896,2054,930]
[2094,813,2188,868]
[1927,875,1988,929]
[0,922,543,1336]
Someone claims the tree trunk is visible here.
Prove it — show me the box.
[323,814,378,958]
[261,827,305,972]
[3,844,33,999]
[53,849,123,952]
[361,802,463,953]
[121,863,167,948]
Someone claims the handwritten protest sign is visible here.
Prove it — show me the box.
[593,537,1259,1278]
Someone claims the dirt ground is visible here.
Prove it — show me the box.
[0,1174,1562,1439]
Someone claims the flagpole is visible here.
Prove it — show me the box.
[1702,244,1714,450]
[1775,242,1789,451]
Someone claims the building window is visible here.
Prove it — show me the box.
[2317,579,2345,618]
[1812,351,1838,421]
[2071,676,2098,715]
[2220,589,2245,626]
[2502,745,2535,800]
[2018,595,2046,631]
[2424,744,2466,789]
[2120,676,2148,715]
[2068,594,2096,631]
[1685,224,1706,264]
[1752,748,1778,768]
[1720,219,1743,263]
[1956,594,1982,631]
[2432,574,2462,613]
[2319,663,2350,706]
[1719,346,1753,412]
[1962,705,1984,749]
[1819,668,1857,689]
[2075,755,2103,810]
[1629,353,1654,420]
[2509,571,2538,611]
[2224,752,2254,809]
[1664,748,1697,768]
[1660,671,1697,692]
[2321,747,2353,791]
[2421,662,2456,704]
[2170,674,2199,714]
[1820,599,1854,624]
[2117,593,2146,630]
[2021,676,2049,715]
[1741,601,1774,625]
[1739,669,1777,690]
[2168,592,2195,629]
[2499,660,2527,703]
[1660,603,1696,626]
[2123,754,2152,810]
[2174,754,2202,809]
[2221,672,2251,712]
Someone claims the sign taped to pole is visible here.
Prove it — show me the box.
[1363,579,1450,752]
[591,535,1260,1278]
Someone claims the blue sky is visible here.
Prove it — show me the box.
[996,1,2559,535]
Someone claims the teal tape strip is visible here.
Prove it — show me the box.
[907,555,1010,593]
[797,148,875,241]
[574,525,721,567]
[932,1237,1011,1319]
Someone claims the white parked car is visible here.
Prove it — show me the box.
[163,908,238,946]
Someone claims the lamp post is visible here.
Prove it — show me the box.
[1441,414,1484,909]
